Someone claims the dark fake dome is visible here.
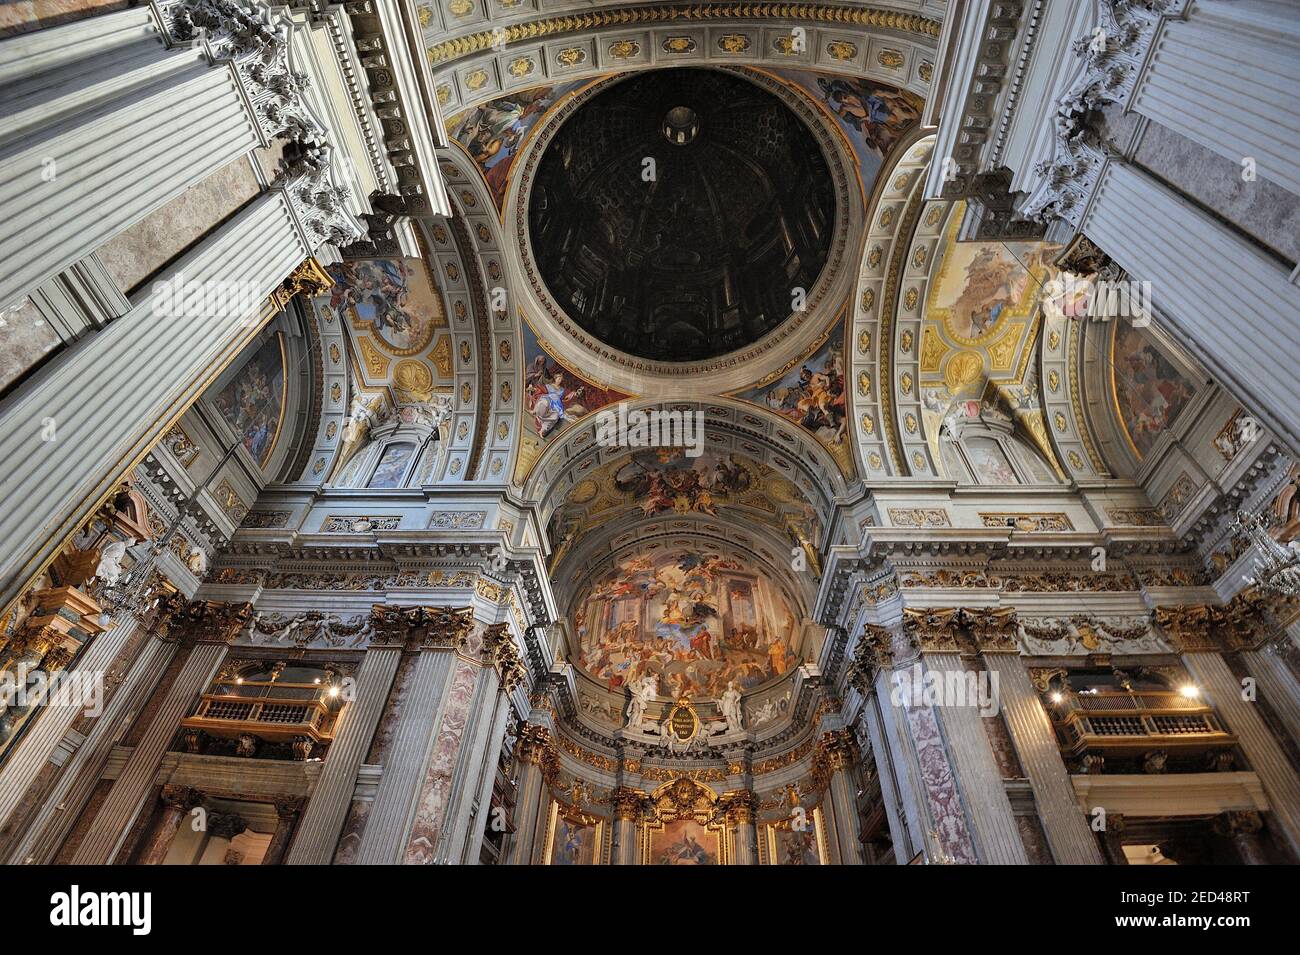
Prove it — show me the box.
[527,69,837,363]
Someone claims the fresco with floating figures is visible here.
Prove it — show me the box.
[447,81,588,210]
[515,319,630,482]
[1112,322,1197,459]
[213,333,287,467]
[574,545,799,700]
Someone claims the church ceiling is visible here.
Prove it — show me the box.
[527,68,837,363]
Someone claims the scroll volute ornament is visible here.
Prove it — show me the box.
[368,604,473,651]
[846,624,894,695]
[482,623,528,692]
[902,608,963,652]
[958,607,1020,652]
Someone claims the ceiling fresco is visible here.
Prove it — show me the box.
[545,446,820,572]
[526,68,838,363]
[572,542,801,699]
[446,80,588,211]
[914,203,1063,478]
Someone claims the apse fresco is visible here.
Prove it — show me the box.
[213,333,286,467]
[551,816,597,865]
[776,70,922,189]
[613,449,755,517]
[738,328,847,451]
[574,546,798,699]
[1112,323,1197,459]
[447,82,585,209]
[651,819,717,865]
[324,258,443,355]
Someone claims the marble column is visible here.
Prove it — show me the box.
[70,599,245,864]
[814,730,866,865]
[1241,642,1300,749]
[286,638,401,865]
[0,604,132,830]
[3,633,175,864]
[504,723,556,865]
[610,788,642,866]
[431,624,524,865]
[1129,0,1300,195]
[983,652,1105,864]
[352,640,459,865]
[0,6,263,307]
[261,798,304,865]
[923,652,1026,864]
[728,793,760,866]
[1180,651,1300,856]
[137,784,202,865]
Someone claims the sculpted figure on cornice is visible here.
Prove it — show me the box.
[244,610,373,649]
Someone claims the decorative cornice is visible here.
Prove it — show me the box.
[427,4,941,65]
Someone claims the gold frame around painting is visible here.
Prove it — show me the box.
[761,807,829,865]
[543,798,606,865]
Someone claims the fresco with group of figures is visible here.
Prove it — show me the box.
[212,333,286,467]
[574,545,799,700]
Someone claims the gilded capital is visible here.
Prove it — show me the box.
[482,623,528,692]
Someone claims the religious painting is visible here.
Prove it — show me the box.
[774,71,922,195]
[964,436,1019,485]
[772,825,823,865]
[650,819,718,865]
[574,546,799,699]
[368,442,415,489]
[546,806,600,866]
[764,810,826,862]
[212,333,286,467]
[447,82,585,209]
[1112,323,1197,459]
[738,328,846,450]
[516,320,629,481]
[324,258,442,355]
[613,449,755,517]
[928,236,1054,343]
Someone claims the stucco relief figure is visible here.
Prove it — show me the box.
[719,681,743,733]
[93,538,134,587]
[625,674,659,732]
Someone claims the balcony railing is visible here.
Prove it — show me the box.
[1050,689,1235,760]
[181,680,339,746]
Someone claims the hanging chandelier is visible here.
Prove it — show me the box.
[1230,509,1300,599]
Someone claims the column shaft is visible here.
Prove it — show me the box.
[70,640,226,864]
[1242,647,1300,749]
[1183,652,1300,856]
[353,648,455,865]
[287,646,401,865]
[926,653,1026,864]
[984,654,1104,864]
[0,615,138,830]
[0,7,262,306]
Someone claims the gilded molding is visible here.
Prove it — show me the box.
[427,4,941,64]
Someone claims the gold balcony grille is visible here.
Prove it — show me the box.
[1050,689,1235,759]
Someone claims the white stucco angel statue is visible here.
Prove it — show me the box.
[625,674,658,732]
[94,538,134,586]
[719,681,744,734]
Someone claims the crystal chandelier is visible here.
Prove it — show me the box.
[1230,509,1300,598]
